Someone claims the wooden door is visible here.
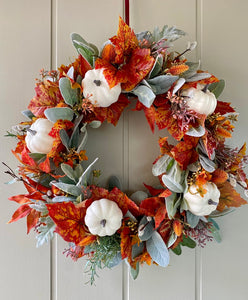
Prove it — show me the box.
[1,1,248,299]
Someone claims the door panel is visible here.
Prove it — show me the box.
[0,1,51,299]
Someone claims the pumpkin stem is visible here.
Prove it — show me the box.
[208,199,218,206]
[26,128,37,136]
[202,84,209,93]
[100,219,107,227]
[93,80,101,86]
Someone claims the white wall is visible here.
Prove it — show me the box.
[1,1,248,299]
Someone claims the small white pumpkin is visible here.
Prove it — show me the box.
[84,198,123,236]
[25,118,54,154]
[184,182,220,216]
[82,68,121,107]
[181,86,217,115]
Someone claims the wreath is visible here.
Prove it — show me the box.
[5,17,248,284]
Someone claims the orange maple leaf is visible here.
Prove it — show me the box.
[217,181,247,211]
[46,202,88,245]
[171,136,199,170]
[28,80,64,118]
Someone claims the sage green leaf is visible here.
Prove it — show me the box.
[166,193,182,219]
[138,216,154,241]
[148,75,178,95]
[181,61,200,79]
[89,120,102,128]
[44,107,74,122]
[208,79,225,98]
[162,174,184,193]
[186,72,211,82]
[108,175,122,191]
[59,77,79,107]
[148,54,163,78]
[130,191,148,205]
[69,126,80,148]
[167,232,177,248]
[186,211,200,228]
[199,154,216,173]
[61,163,77,183]
[181,235,196,248]
[77,158,98,187]
[130,263,139,280]
[209,224,221,243]
[186,125,205,137]
[22,109,35,119]
[208,218,220,230]
[78,47,94,67]
[51,196,76,202]
[77,130,88,152]
[132,243,145,259]
[171,245,182,255]
[28,153,46,162]
[209,207,235,218]
[146,231,170,267]
[107,252,122,268]
[152,155,174,177]
[59,129,70,150]
[132,85,156,108]
[52,182,82,196]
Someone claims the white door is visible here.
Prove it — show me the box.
[1,1,248,299]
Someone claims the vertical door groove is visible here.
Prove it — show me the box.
[50,1,58,300]
[195,0,203,299]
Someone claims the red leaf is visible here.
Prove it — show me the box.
[171,136,199,170]
[46,202,87,245]
[91,93,130,125]
[120,226,133,260]
[215,100,235,115]
[9,195,30,204]
[143,183,165,196]
[28,80,64,118]
[8,204,31,224]
[39,156,51,173]
[27,209,40,234]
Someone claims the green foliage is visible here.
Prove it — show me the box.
[36,216,55,247]
[44,107,75,122]
[208,79,225,98]
[59,77,80,107]
[84,234,121,285]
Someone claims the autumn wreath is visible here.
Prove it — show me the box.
[5,17,248,284]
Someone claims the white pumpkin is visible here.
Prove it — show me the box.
[25,118,54,154]
[184,182,220,216]
[84,198,123,236]
[82,68,121,107]
[181,86,217,115]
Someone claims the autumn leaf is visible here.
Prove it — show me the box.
[90,93,130,126]
[211,169,228,185]
[110,16,138,65]
[217,181,247,211]
[143,183,165,196]
[8,204,32,224]
[58,54,92,80]
[168,64,189,75]
[171,136,199,170]
[140,197,166,228]
[215,100,235,115]
[173,219,183,237]
[87,186,139,217]
[28,80,64,118]
[95,17,154,90]
[120,226,133,261]
[27,209,41,234]
[46,202,88,245]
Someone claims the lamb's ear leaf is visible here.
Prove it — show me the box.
[44,107,74,122]
[208,79,225,98]
[146,231,170,267]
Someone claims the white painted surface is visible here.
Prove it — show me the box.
[1,0,248,299]
[0,1,51,300]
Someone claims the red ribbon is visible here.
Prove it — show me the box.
[125,0,130,26]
